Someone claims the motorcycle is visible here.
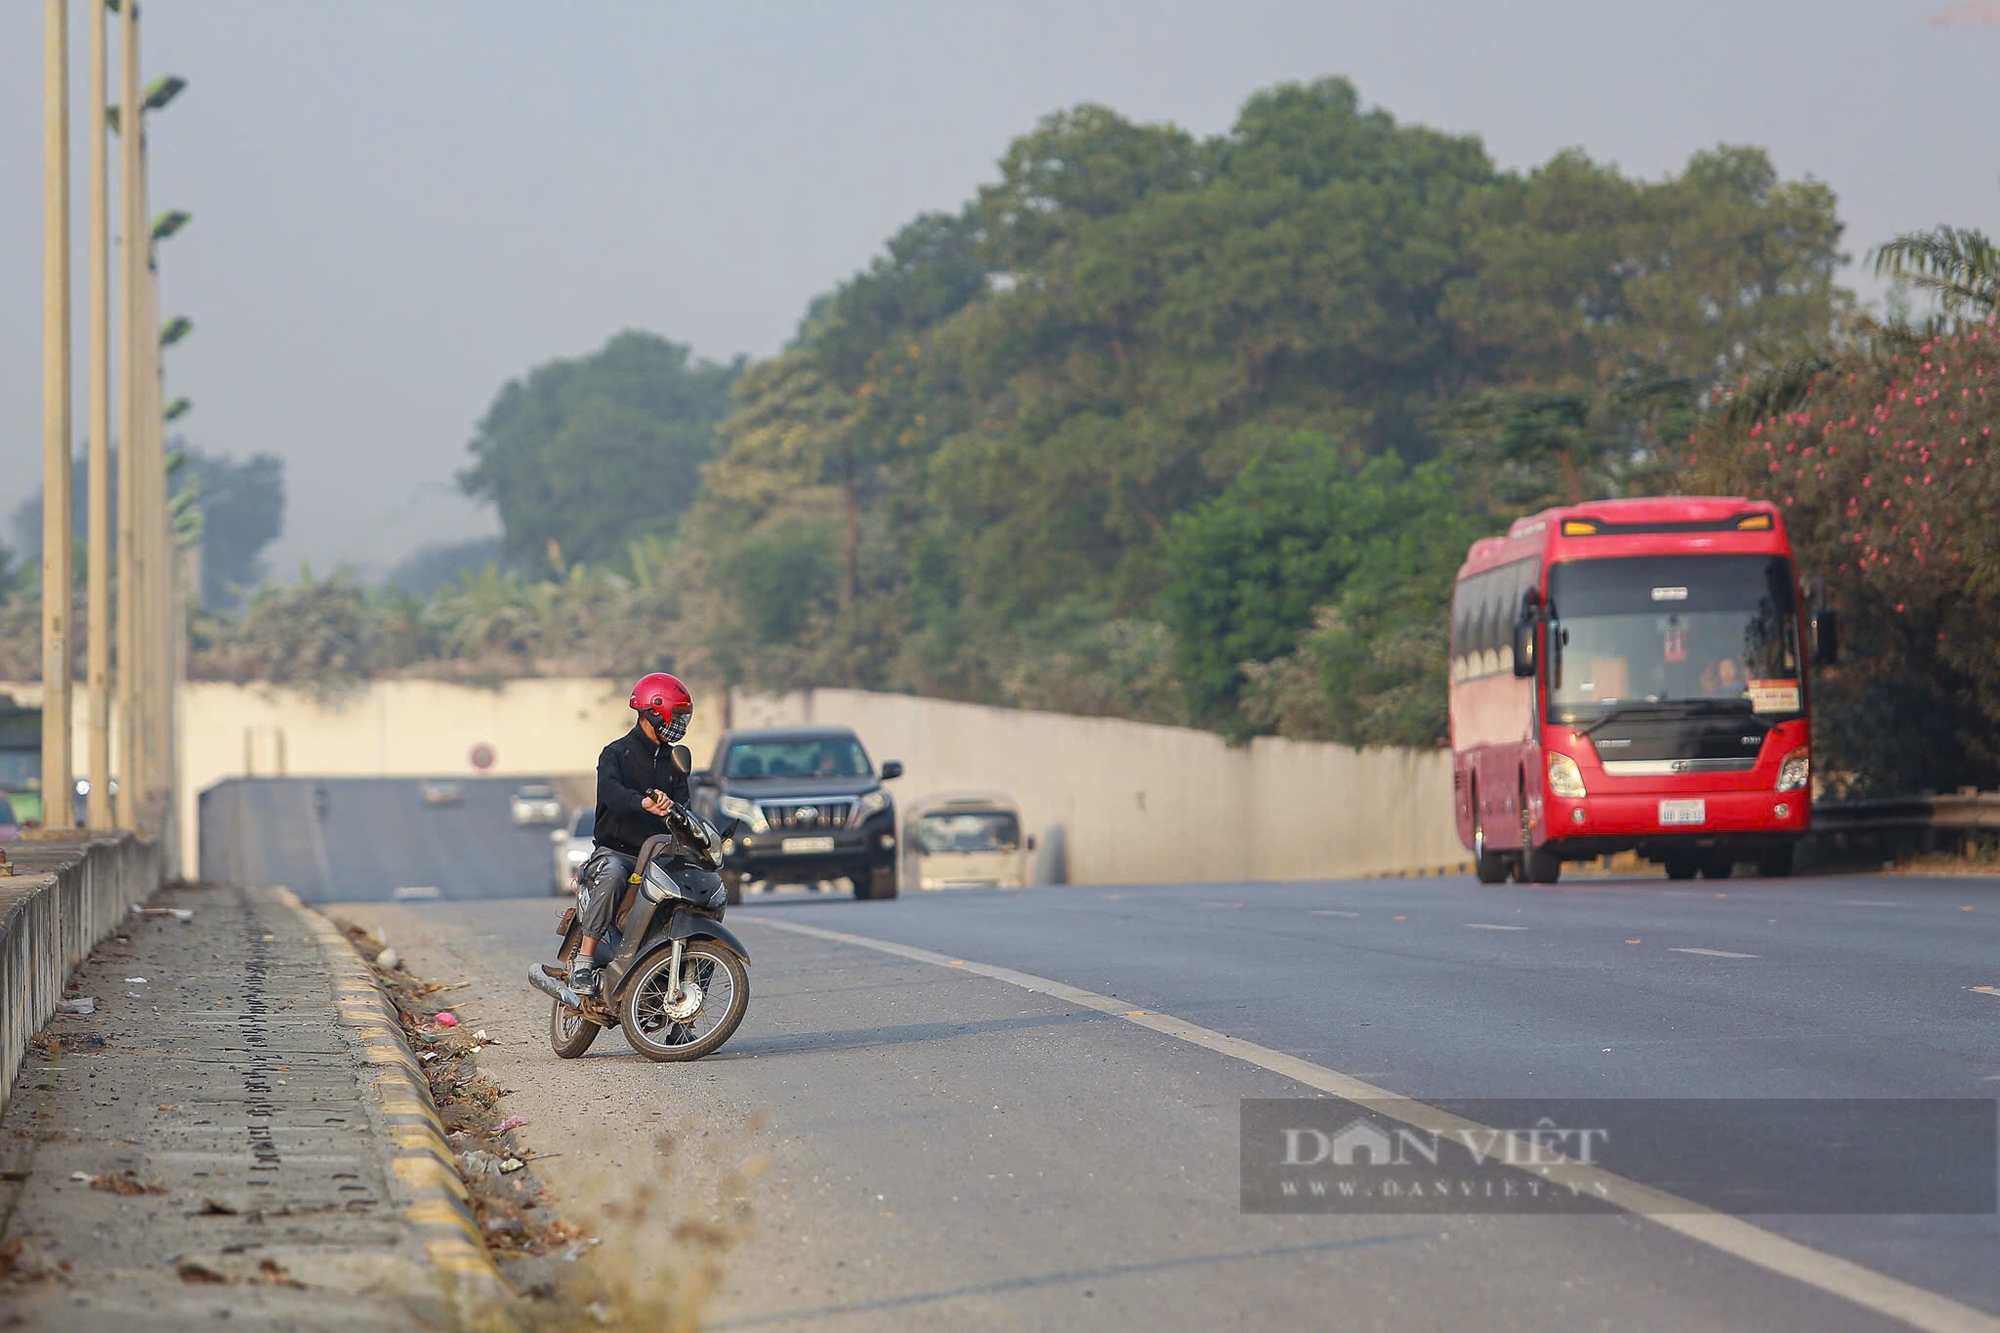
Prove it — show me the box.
[527,772,750,1063]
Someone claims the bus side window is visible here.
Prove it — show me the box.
[1478,570,1500,676]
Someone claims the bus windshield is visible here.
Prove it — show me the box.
[1545,555,1801,724]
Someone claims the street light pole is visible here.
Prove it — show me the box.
[42,0,74,831]
[86,0,112,830]
[114,0,140,830]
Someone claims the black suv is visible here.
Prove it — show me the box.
[690,725,904,902]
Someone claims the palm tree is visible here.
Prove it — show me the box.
[1873,224,1999,322]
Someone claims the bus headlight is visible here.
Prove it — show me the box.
[720,795,768,833]
[1547,753,1587,798]
[1775,748,1811,792]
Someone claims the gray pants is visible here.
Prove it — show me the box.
[576,848,636,942]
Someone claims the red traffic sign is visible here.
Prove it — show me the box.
[469,743,495,771]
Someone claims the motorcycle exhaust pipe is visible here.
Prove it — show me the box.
[527,961,589,1013]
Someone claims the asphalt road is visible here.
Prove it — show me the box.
[200,777,567,901]
[338,870,2000,1332]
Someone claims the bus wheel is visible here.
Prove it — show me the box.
[1664,855,1699,881]
[1518,780,1562,884]
[1472,790,1510,885]
[1756,845,1795,878]
[1699,858,1734,880]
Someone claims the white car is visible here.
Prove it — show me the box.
[511,783,563,826]
[549,806,594,895]
[421,780,464,807]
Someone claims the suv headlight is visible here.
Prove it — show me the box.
[849,789,889,828]
[1775,748,1810,793]
[719,795,768,833]
[1547,752,1587,798]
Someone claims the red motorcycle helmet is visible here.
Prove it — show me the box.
[630,672,693,744]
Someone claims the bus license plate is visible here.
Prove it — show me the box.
[782,836,836,855]
[1659,799,1707,827]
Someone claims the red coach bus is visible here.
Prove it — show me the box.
[1449,497,1837,884]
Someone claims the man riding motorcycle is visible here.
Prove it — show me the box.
[571,672,707,996]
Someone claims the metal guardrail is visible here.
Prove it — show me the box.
[1811,792,2000,834]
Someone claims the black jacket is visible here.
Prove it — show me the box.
[593,725,690,856]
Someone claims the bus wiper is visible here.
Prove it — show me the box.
[1576,698,1753,736]
[1577,703,1678,736]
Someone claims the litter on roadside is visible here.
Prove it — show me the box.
[494,1115,527,1133]
[374,947,400,970]
[499,1157,525,1175]
[563,1237,602,1262]
[57,997,97,1015]
[434,1011,458,1028]
[459,1150,502,1179]
[124,977,147,984]
[130,905,194,922]
[472,1029,491,1043]
[419,1051,440,1063]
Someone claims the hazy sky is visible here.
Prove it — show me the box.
[3,1,1995,577]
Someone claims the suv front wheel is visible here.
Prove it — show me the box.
[853,864,899,900]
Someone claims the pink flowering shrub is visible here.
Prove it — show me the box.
[1692,324,2000,791]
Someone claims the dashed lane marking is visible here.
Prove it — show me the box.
[1669,947,1761,959]
[1310,910,1360,918]
[1839,900,1906,908]
[1465,923,1528,931]
[749,914,1995,1333]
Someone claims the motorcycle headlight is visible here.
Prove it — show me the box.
[1547,752,1587,798]
[849,788,889,828]
[720,795,768,833]
[1775,748,1811,793]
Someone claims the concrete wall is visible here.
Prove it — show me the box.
[3,678,1463,884]
[0,833,164,1113]
[741,689,1463,885]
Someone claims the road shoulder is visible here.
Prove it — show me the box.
[0,882,512,1331]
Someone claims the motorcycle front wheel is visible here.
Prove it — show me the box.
[619,941,749,1063]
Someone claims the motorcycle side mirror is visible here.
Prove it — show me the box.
[880,761,904,780]
[1811,607,1841,666]
[690,768,712,786]
[671,744,692,774]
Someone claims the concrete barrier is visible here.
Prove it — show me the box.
[0,832,164,1113]
[739,689,1464,884]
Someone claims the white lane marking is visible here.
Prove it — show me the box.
[749,914,1995,1333]
[1669,947,1761,959]
[1840,900,1906,908]
[1466,923,1528,931]
[1310,910,1360,918]
[1971,987,2000,998]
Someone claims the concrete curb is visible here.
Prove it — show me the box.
[272,887,524,1331]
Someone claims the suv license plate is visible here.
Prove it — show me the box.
[1659,799,1707,827]
[782,836,836,855]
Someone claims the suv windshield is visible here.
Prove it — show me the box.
[1546,554,1801,724]
[917,811,1021,854]
[724,736,872,780]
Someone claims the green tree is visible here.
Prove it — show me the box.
[459,331,743,572]
[10,444,283,610]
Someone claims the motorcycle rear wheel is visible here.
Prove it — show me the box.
[620,941,749,1063]
[549,997,600,1059]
